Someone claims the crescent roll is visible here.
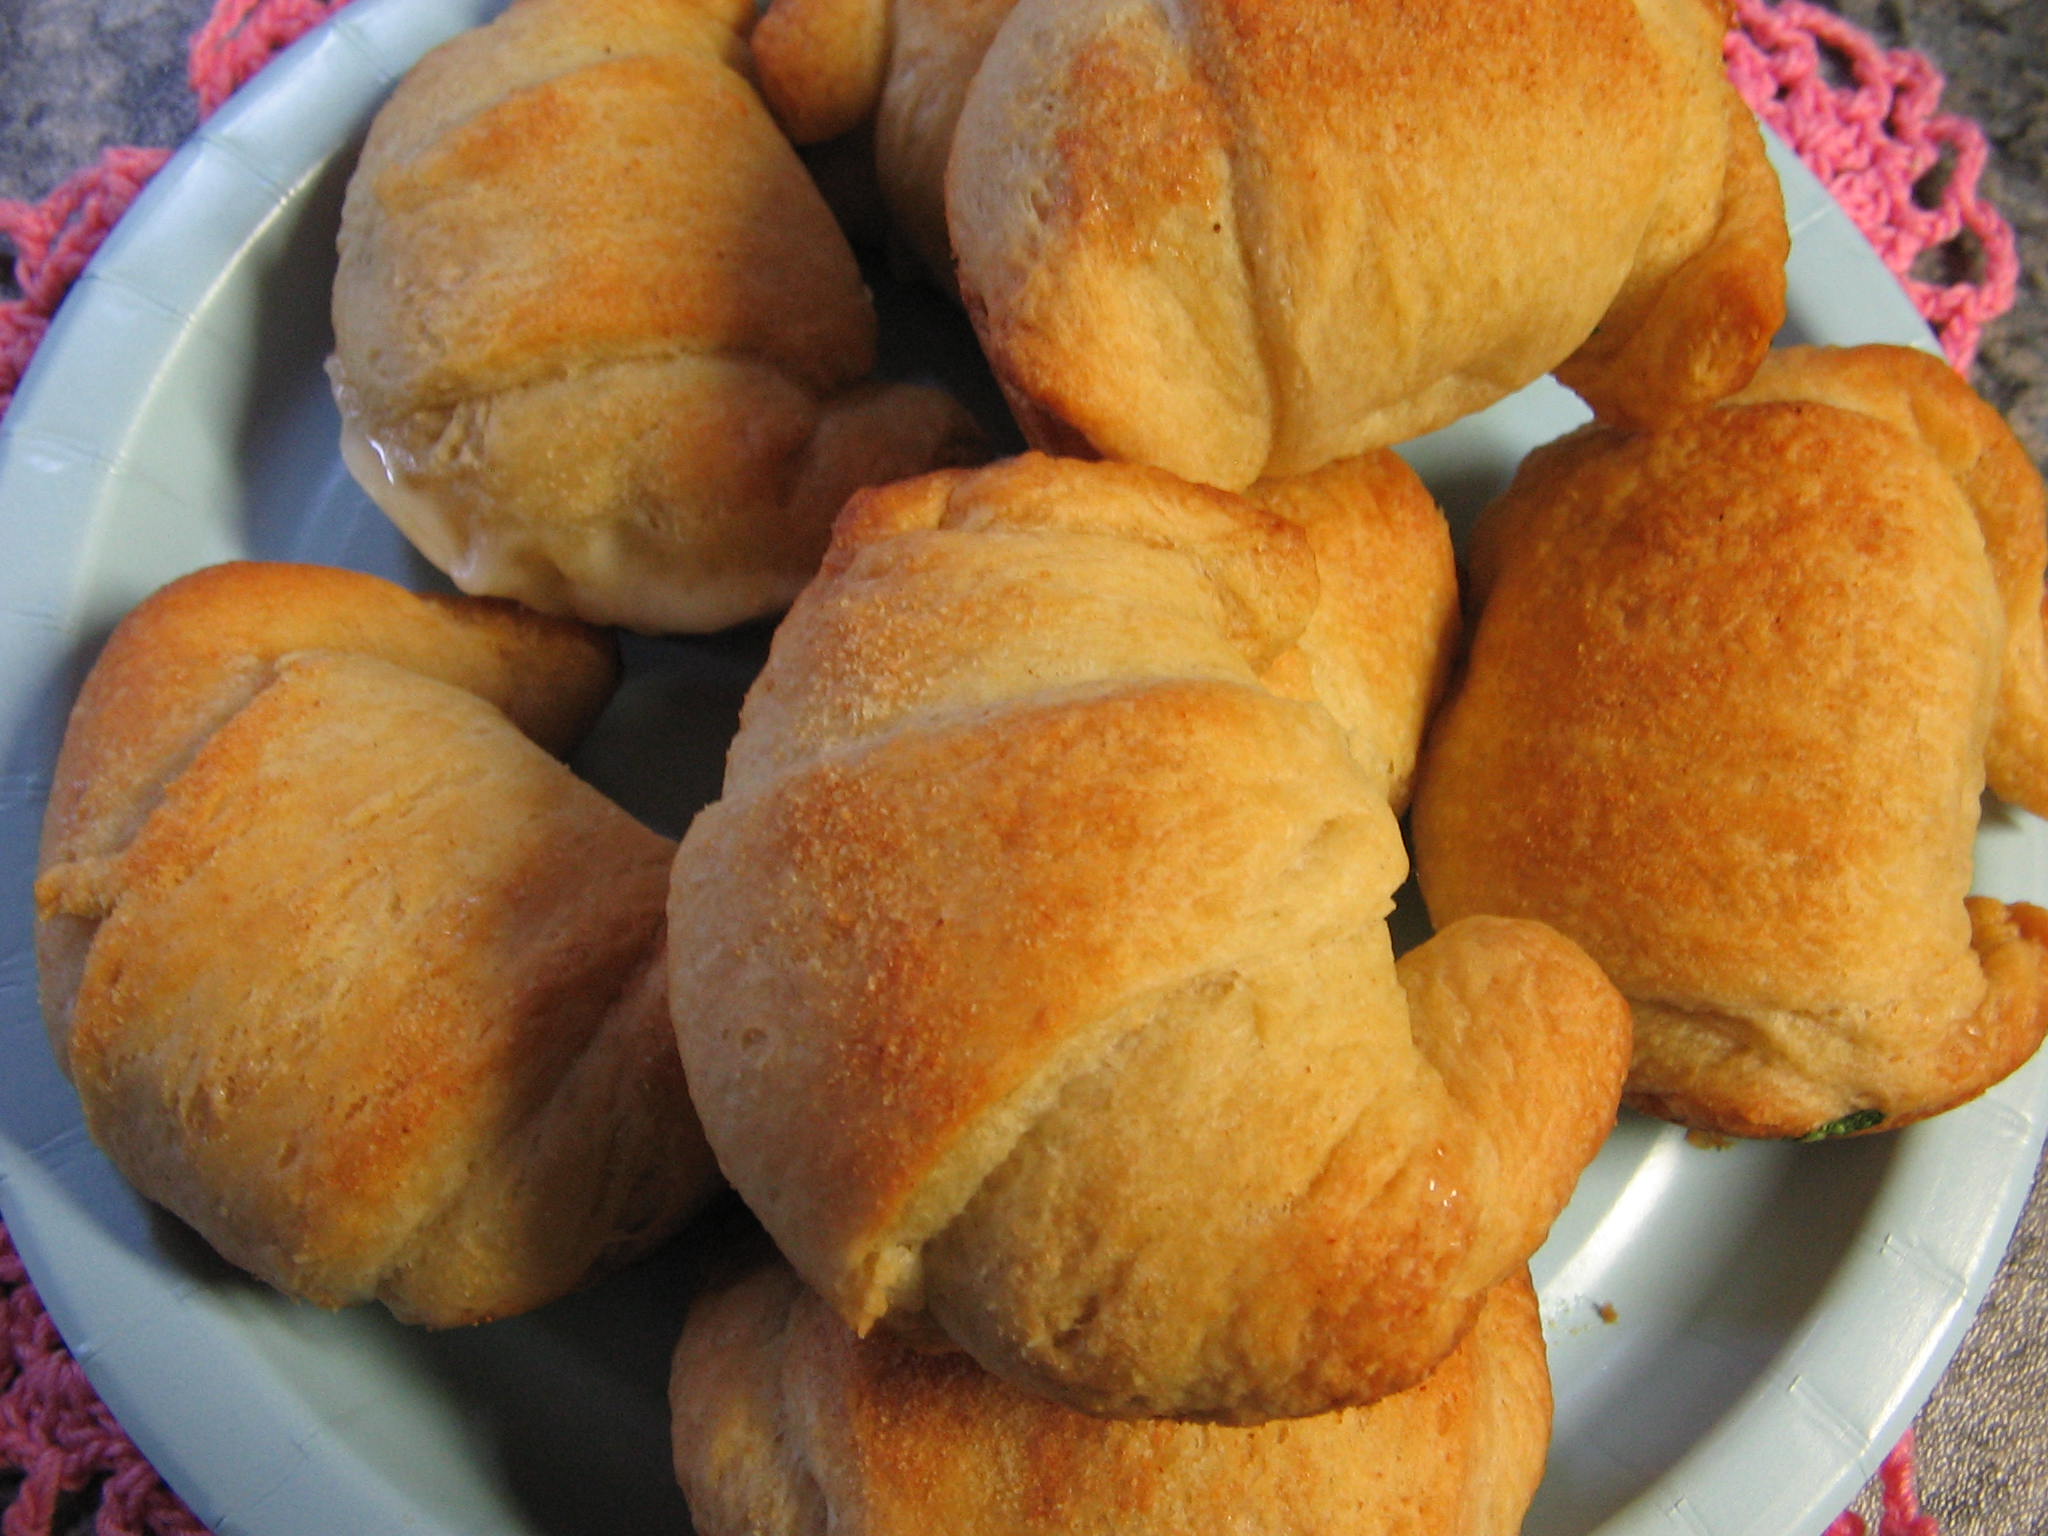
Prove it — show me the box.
[924,0,1785,489]
[35,562,722,1324]
[669,452,1629,1422]
[670,1261,1552,1536]
[329,0,980,635]
[1412,345,2048,1140]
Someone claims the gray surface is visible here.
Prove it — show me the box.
[3,1,2047,1532]
[0,0,199,206]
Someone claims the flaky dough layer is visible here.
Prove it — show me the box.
[671,1262,1552,1536]
[1413,345,2048,1139]
[670,453,1628,1420]
[329,0,979,633]
[37,562,721,1323]
[929,0,1783,487]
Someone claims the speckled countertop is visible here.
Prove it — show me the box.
[3,0,2046,1532]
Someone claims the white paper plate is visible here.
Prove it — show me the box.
[0,4,2042,1533]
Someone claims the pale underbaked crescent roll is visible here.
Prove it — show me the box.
[329,0,980,635]
[1412,345,2048,1140]
[670,1261,1552,1536]
[36,562,722,1324]
[920,0,1785,489]
[669,452,1629,1422]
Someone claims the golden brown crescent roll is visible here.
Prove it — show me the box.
[328,0,980,635]
[669,452,1629,1422]
[934,0,1785,489]
[1411,344,2048,1141]
[669,1261,1552,1536]
[36,562,723,1325]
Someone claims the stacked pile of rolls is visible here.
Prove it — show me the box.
[32,0,2048,1529]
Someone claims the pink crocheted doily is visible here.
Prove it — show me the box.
[2,1228,208,1536]
[0,0,2022,1533]
[1724,0,2020,375]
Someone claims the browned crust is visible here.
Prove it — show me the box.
[1415,350,2048,1138]
[1556,75,1789,427]
[947,0,1785,487]
[34,561,720,1323]
[329,0,983,633]
[1725,344,2048,815]
[670,1263,1552,1536]
[672,455,1627,1418]
[38,559,617,945]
